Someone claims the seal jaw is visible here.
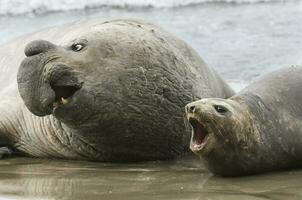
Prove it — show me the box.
[188,117,209,152]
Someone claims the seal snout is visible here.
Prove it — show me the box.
[185,99,222,153]
[186,102,202,114]
[24,40,56,57]
[19,38,82,116]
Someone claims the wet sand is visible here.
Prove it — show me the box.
[0,157,301,200]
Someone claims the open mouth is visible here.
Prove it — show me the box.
[50,84,81,108]
[189,117,209,152]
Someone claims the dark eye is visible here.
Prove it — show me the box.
[71,43,85,52]
[213,105,228,114]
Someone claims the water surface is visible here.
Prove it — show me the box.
[0,157,302,200]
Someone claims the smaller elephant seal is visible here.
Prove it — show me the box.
[185,66,302,176]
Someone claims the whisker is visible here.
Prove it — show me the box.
[183,113,190,130]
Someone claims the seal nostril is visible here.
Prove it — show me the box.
[24,40,56,57]
[188,105,196,113]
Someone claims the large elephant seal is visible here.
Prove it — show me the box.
[0,18,234,162]
[186,66,302,176]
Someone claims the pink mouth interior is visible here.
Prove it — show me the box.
[189,118,208,150]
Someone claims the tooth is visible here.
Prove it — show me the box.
[61,97,69,105]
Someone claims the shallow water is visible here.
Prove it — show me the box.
[0,157,302,200]
[1,0,302,199]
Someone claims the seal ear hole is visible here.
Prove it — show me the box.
[213,105,229,114]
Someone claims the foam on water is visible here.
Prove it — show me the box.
[0,0,288,16]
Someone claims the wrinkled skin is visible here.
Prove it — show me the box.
[0,18,234,162]
[186,66,302,176]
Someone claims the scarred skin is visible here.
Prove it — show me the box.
[0,18,234,162]
[186,66,302,176]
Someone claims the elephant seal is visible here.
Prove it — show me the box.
[0,18,234,162]
[186,66,302,176]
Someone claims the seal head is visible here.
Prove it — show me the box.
[185,98,263,176]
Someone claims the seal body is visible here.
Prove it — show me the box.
[1,18,234,162]
[186,66,302,176]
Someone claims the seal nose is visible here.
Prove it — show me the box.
[24,40,56,57]
[186,104,196,113]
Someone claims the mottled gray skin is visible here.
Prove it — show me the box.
[1,18,234,162]
[186,66,302,176]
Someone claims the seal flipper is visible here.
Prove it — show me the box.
[0,147,14,158]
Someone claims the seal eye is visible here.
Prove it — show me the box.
[213,105,228,114]
[71,43,85,52]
